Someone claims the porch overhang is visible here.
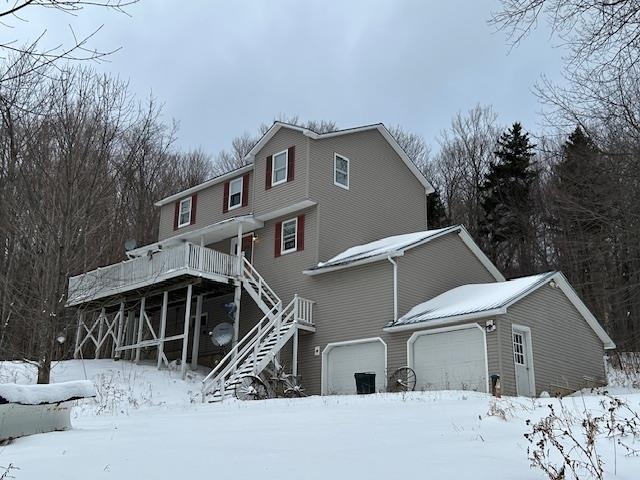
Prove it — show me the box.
[127,215,264,258]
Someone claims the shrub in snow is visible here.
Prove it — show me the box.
[525,394,640,480]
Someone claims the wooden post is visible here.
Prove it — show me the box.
[95,308,106,359]
[135,297,146,363]
[191,294,203,370]
[181,284,193,379]
[115,302,125,360]
[74,311,84,359]
[125,311,135,360]
[292,327,299,376]
[232,283,241,350]
[157,291,169,369]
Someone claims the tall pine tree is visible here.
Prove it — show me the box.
[479,122,537,278]
[427,188,449,229]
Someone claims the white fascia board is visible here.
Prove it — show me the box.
[383,308,507,333]
[455,226,506,282]
[254,199,317,222]
[244,122,435,194]
[552,272,616,349]
[303,251,405,276]
[154,164,254,207]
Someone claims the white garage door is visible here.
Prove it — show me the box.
[324,339,386,395]
[410,325,487,392]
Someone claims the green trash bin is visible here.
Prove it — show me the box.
[354,372,376,394]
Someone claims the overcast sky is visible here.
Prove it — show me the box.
[19,0,565,156]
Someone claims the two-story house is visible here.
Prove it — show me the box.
[68,122,615,399]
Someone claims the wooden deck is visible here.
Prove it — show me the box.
[67,243,240,306]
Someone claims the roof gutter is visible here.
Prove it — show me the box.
[383,307,507,333]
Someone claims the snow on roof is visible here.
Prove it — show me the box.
[0,380,95,405]
[314,227,458,270]
[388,272,556,328]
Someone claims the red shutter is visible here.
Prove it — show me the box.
[190,194,197,225]
[274,221,282,257]
[242,173,250,207]
[287,146,295,182]
[265,155,273,190]
[297,214,305,251]
[222,181,230,213]
[173,201,180,230]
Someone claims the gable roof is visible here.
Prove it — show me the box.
[383,271,616,349]
[303,225,505,281]
[246,122,435,194]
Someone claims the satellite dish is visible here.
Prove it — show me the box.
[210,322,234,346]
[124,239,137,251]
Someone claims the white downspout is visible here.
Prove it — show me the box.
[387,256,398,322]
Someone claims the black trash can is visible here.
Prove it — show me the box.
[354,372,376,394]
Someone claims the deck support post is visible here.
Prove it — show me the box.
[292,327,299,377]
[157,291,169,369]
[125,311,135,360]
[181,284,193,379]
[95,308,106,359]
[232,283,241,351]
[73,311,84,359]
[191,294,203,370]
[115,302,125,359]
[135,297,146,363]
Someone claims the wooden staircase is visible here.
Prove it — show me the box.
[201,257,314,402]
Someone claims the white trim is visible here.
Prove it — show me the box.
[271,149,288,186]
[321,337,387,395]
[155,164,253,207]
[177,197,192,228]
[303,225,503,279]
[281,217,298,255]
[511,324,536,397]
[245,122,434,194]
[254,199,316,222]
[190,311,208,327]
[227,177,243,211]
[406,323,489,393]
[334,153,349,190]
[455,226,505,282]
[127,215,263,258]
[383,308,507,332]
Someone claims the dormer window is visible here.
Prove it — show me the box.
[272,149,288,186]
[178,197,192,228]
[228,177,243,210]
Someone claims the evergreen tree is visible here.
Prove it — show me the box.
[427,188,448,229]
[479,122,537,277]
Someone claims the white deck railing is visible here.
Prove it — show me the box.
[67,243,240,305]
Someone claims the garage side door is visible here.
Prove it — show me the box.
[325,340,386,395]
[410,326,487,392]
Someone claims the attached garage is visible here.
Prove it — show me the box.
[408,325,487,392]
[322,338,386,395]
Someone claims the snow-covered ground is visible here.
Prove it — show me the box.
[0,360,639,479]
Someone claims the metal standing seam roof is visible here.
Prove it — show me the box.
[386,272,557,328]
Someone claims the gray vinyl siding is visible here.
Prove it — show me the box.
[495,285,607,396]
[396,233,498,318]
[308,129,428,262]
[252,129,310,217]
[157,172,254,241]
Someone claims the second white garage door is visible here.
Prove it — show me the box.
[409,325,487,392]
[323,339,386,395]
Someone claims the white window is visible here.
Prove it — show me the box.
[281,218,297,254]
[178,197,192,228]
[272,150,288,186]
[513,332,525,365]
[228,177,243,210]
[334,153,349,189]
